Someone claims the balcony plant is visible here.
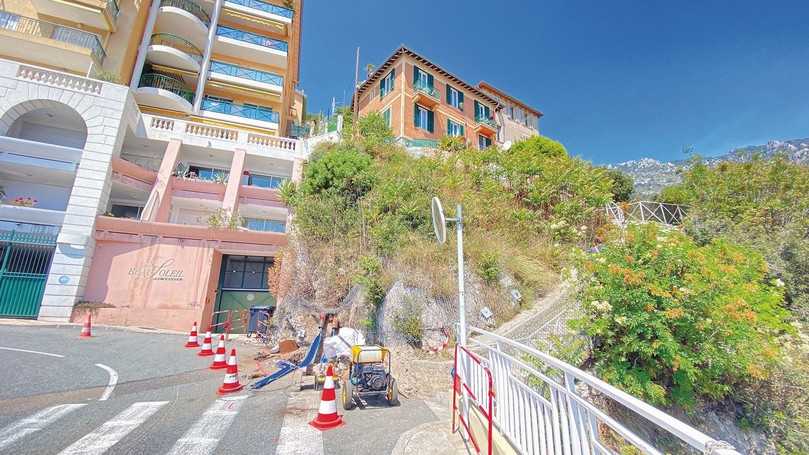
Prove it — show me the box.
[10,197,38,207]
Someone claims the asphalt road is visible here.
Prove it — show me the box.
[0,324,439,454]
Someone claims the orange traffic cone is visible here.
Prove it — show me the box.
[210,335,227,370]
[80,313,92,338]
[217,348,244,395]
[184,321,200,348]
[198,329,214,356]
[309,364,344,430]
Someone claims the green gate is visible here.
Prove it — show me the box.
[0,225,58,319]
[214,255,276,332]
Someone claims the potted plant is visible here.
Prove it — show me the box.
[10,197,37,207]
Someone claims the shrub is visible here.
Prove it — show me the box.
[604,168,634,202]
[478,252,500,285]
[300,144,375,202]
[574,224,790,407]
[393,298,423,347]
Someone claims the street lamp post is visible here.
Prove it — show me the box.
[431,197,466,346]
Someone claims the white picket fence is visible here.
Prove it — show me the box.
[455,327,741,455]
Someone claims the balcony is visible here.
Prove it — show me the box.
[201,97,279,130]
[224,0,293,25]
[156,0,209,49]
[0,11,105,74]
[134,73,195,113]
[29,0,119,31]
[147,33,203,72]
[413,81,440,108]
[214,25,288,68]
[474,114,498,135]
[209,60,283,93]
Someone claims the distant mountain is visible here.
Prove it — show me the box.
[608,138,809,198]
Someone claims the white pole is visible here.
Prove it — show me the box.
[456,204,466,346]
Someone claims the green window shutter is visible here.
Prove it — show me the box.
[447,118,451,134]
[460,124,465,136]
[446,86,451,105]
[458,91,464,110]
[413,65,419,85]
[414,104,419,127]
[427,109,434,133]
[474,100,480,117]
[427,73,434,88]
[379,79,384,98]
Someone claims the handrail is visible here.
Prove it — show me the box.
[210,60,283,86]
[139,73,194,103]
[605,201,688,226]
[159,0,210,25]
[216,25,288,52]
[467,326,741,454]
[454,344,494,454]
[0,10,106,62]
[226,0,294,18]
[474,114,497,129]
[413,80,439,98]
[202,97,279,123]
[150,33,203,62]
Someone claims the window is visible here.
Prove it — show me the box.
[243,218,286,233]
[379,69,395,98]
[413,66,433,90]
[222,255,274,290]
[474,100,491,121]
[188,165,229,182]
[447,118,464,137]
[245,173,287,189]
[414,104,434,132]
[382,108,391,128]
[446,86,464,110]
[478,134,492,149]
[110,204,143,219]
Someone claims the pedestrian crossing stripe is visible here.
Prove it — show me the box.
[58,401,168,455]
[0,404,86,451]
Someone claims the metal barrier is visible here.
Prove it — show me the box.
[460,327,741,455]
[453,344,494,454]
[209,309,233,336]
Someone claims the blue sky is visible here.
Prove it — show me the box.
[299,0,809,164]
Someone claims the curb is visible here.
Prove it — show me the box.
[0,318,186,335]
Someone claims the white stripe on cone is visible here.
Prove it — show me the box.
[318,375,337,414]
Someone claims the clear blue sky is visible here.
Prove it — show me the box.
[298,0,809,164]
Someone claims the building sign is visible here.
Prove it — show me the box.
[128,258,185,281]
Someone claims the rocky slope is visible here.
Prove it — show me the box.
[608,138,809,198]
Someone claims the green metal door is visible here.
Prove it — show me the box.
[214,255,276,332]
[0,226,58,319]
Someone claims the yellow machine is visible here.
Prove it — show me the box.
[341,345,399,410]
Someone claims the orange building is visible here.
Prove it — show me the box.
[355,46,500,150]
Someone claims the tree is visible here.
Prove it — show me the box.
[604,168,634,202]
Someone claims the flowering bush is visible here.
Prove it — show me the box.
[574,224,791,407]
[10,197,37,207]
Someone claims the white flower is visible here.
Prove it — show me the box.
[592,300,612,312]
[596,257,607,264]
[774,278,785,288]
[615,316,628,325]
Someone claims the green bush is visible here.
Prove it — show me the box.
[300,144,375,202]
[478,252,500,285]
[393,298,423,347]
[604,168,634,202]
[574,224,790,407]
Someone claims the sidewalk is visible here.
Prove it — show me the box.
[391,391,469,455]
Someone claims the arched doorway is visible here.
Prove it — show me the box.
[4,102,88,149]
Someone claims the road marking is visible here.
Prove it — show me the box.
[167,395,247,455]
[0,346,64,358]
[58,401,168,455]
[0,404,85,451]
[276,392,324,455]
[94,363,118,401]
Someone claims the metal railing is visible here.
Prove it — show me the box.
[475,114,497,129]
[463,326,741,455]
[227,0,294,18]
[106,0,120,19]
[454,344,494,455]
[217,25,288,52]
[150,33,203,62]
[400,138,438,148]
[202,97,279,123]
[0,11,106,62]
[210,60,283,86]
[605,201,687,227]
[139,73,194,103]
[413,80,439,99]
[159,0,210,25]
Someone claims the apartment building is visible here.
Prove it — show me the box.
[355,46,500,150]
[0,0,306,330]
[478,81,542,144]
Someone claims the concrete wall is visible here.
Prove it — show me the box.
[2,180,72,211]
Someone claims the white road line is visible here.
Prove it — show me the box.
[94,363,118,401]
[275,392,324,455]
[0,346,64,358]
[167,395,247,455]
[58,401,168,455]
[0,404,86,451]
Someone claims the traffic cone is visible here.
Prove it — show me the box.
[209,335,227,370]
[80,313,92,338]
[217,348,244,394]
[309,364,344,430]
[184,321,200,348]
[198,329,214,356]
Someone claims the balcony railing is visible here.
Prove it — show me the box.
[150,33,203,63]
[0,11,106,62]
[216,25,288,52]
[227,0,293,19]
[139,73,194,103]
[210,60,283,86]
[106,0,120,19]
[413,81,439,99]
[160,0,210,25]
[202,97,279,123]
[475,114,497,129]
[401,138,438,148]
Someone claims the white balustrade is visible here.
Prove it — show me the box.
[16,65,103,94]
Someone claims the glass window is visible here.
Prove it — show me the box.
[223,255,246,288]
[414,104,433,132]
[379,69,395,98]
[243,218,286,233]
[382,108,391,128]
[447,118,464,137]
[110,204,142,219]
[247,173,287,189]
[242,258,264,289]
[478,134,492,149]
[413,66,433,90]
[474,100,491,120]
[221,255,273,290]
[446,86,463,110]
[188,165,229,182]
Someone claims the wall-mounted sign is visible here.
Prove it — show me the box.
[128,258,185,282]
